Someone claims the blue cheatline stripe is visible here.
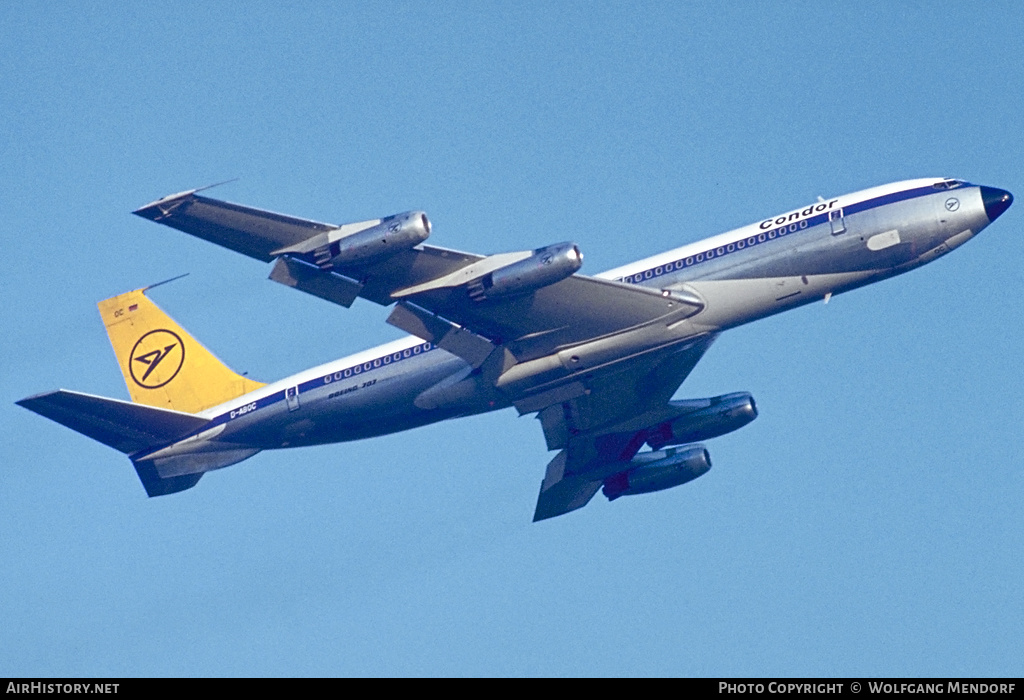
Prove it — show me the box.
[615,184,965,285]
[217,340,439,424]
[134,341,441,457]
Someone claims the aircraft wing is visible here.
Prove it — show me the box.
[134,191,704,365]
[133,191,483,303]
[389,273,704,364]
[135,191,719,519]
[530,333,717,521]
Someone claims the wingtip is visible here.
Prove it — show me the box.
[132,189,198,219]
[133,179,238,219]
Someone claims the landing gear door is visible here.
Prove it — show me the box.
[830,208,846,235]
[286,385,300,412]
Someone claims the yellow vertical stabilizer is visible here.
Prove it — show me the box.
[98,289,265,414]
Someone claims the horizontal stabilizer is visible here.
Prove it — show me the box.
[16,389,209,455]
[131,461,204,497]
[133,448,260,496]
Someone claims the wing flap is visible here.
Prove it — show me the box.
[386,301,497,367]
[402,275,704,363]
[268,256,364,308]
[532,450,604,522]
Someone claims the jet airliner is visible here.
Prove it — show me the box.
[18,178,1013,520]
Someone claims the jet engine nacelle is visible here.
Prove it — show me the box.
[602,445,711,501]
[325,211,431,267]
[467,242,582,301]
[647,392,757,449]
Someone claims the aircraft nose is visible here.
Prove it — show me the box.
[980,186,1013,222]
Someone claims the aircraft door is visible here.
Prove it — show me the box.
[829,208,846,235]
[286,385,300,411]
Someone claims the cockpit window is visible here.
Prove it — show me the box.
[933,179,967,190]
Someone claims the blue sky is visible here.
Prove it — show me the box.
[2,2,1022,676]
